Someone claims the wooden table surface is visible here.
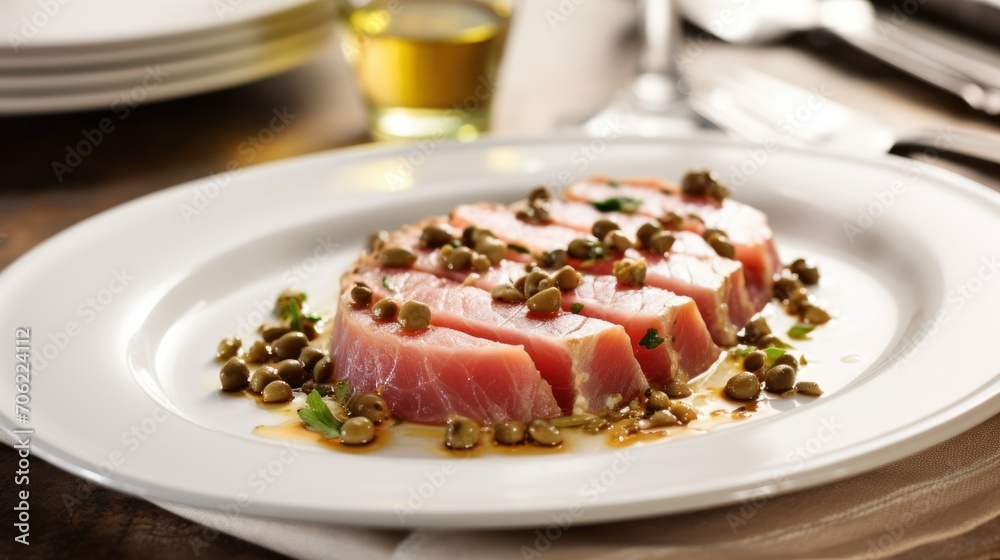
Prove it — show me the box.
[2,3,1000,557]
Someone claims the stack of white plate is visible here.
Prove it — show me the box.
[0,0,337,114]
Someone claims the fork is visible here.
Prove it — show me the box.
[688,68,1000,168]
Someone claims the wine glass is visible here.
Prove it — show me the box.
[584,0,700,137]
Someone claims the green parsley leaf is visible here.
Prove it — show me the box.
[286,299,303,332]
[592,197,642,214]
[570,303,584,314]
[508,243,530,254]
[334,379,350,406]
[787,323,816,340]
[297,390,342,438]
[382,276,396,293]
[762,347,786,365]
[304,312,323,322]
[639,328,665,350]
[733,345,754,357]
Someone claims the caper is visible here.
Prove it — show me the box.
[347,393,389,424]
[300,316,320,340]
[592,219,621,241]
[461,225,486,247]
[774,276,804,301]
[249,365,280,393]
[513,275,527,293]
[380,246,417,268]
[372,299,399,321]
[552,265,582,291]
[613,258,647,286]
[743,350,767,373]
[527,186,552,204]
[420,224,454,248]
[527,287,562,313]
[636,222,662,247]
[644,388,671,411]
[668,401,698,424]
[260,324,292,343]
[772,353,799,372]
[549,413,598,428]
[494,420,527,444]
[708,235,735,259]
[301,380,315,394]
[661,211,684,230]
[365,230,390,252]
[583,419,610,434]
[665,378,693,399]
[439,244,454,260]
[516,205,551,224]
[299,346,326,372]
[312,355,334,383]
[245,340,273,364]
[795,381,823,396]
[739,316,771,344]
[764,365,797,393]
[398,300,431,331]
[275,290,306,316]
[350,283,373,306]
[219,357,250,392]
[523,269,551,299]
[682,170,729,202]
[275,359,307,388]
[527,419,563,446]
[490,283,526,302]
[725,372,761,401]
[272,331,309,361]
[471,254,492,273]
[568,238,603,259]
[261,380,293,403]
[475,236,507,265]
[646,410,679,428]
[603,230,633,252]
[802,305,831,325]
[341,417,376,445]
[538,249,568,269]
[215,336,242,361]
[647,231,676,254]
[789,258,820,285]
[445,415,481,450]
[446,246,474,271]
[757,334,783,348]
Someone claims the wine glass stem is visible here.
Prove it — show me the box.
[634,0,685,106]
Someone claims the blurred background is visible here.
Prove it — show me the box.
[2,0,1000,557]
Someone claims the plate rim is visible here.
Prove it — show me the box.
[4,133,1000,528]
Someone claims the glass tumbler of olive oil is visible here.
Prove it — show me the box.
[339,0,512,141]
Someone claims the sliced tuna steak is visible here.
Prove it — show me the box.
[346,265,648,414]
[564,178,780,308]
[449,203,754,345]
[331,293,560,423]
[368,224,723,385]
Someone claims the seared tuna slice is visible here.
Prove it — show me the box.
[331,293,560,423]
[346,266,648,414]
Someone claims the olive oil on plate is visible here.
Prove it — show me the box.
[342,0,511,140]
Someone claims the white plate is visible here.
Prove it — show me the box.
[0,22,334,114]
[0,0,325,54]
[3,136,1000,529]
[0,0,333,71]
[0,19,334,94]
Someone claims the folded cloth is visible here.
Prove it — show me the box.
[150,413,1000,560]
